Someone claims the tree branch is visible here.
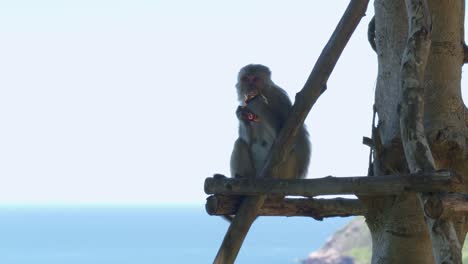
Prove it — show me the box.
[399,0,434,173]
[213,1,370,263]
[206,195,365,220]
[205,171,463,197]
[400,0,462,263]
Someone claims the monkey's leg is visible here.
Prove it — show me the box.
[230,138,255,179]
[226,139,255,222]
[293,128,311,179]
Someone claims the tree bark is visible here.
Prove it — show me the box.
[368,0,467,263]
[399,0,461,262]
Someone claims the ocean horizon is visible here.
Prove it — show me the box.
[0,204,350,264]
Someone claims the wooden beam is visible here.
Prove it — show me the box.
[424,193,468,220]
[205,171,463,197]
[206,195,365,220]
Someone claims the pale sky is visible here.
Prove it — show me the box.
[0,1,465,204]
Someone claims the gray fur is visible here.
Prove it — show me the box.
[230,64,311,179]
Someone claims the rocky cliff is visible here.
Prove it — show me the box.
[302,217,371,264]
[303,217,468,264]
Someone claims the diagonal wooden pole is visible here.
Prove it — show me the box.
[213,1,370,263]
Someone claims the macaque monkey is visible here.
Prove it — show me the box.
[230,64,311,181]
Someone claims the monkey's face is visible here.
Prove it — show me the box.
[236,64,272,103]
[239,73,267,96]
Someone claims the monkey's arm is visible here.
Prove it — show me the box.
[241,97,284,176]
[243,95,282,133]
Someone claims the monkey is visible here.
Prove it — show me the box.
[222,64,311,222]
[230,64,311,181]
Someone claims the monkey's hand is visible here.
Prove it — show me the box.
[236,106,260,122]
[244,92,268,105]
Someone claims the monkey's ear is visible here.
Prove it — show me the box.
[213,174,227,179]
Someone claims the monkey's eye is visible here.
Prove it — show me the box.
[241,75,259,83]
[241,76,248,82]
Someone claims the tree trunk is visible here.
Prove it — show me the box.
[366,0,467,263]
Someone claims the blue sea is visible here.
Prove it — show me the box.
[0,205,350,264]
